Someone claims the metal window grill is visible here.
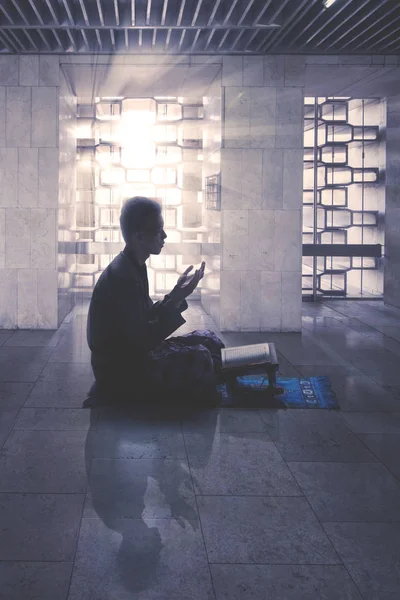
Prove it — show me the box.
[204,173,221,211]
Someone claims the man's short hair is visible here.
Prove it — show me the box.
[120,196,162,244]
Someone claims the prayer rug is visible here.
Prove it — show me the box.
[217,375,339,409]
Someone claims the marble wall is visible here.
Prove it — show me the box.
[0,55,60,329]
[58,72,77,325]
[385,95,400,310]
[201,76,222,329]
[219,56,304,331]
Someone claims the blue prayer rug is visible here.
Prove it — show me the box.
[216,375,339,409]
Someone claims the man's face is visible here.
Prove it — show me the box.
[141,214,167,255]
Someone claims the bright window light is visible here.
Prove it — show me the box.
[323,0,337,7]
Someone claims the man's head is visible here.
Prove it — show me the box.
[120,196,167,261]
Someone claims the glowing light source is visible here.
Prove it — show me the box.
[323,0,337,7]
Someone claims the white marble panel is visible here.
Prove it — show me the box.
[222,210,248,270]
[262,149,283,209]
[6,87,31,147]
[243,56,264,86]
[260,271,282,331]
[224,87,251,148]
[0,86,5,146]
[39,55,60,86]
[191,56,222,65]
[263,56,284,87]
[385,55,399,65]
[248,209,275,271]
[5,208,31,268]
[32,87,58,148]
[0,148,18,207]
[250,87,276,149]
[241,150,263,209]
[283,149,304,210]
[31,209,56,269]
[220,149,242,209]
[39,148,59,207]
[284,56,305,87]
[372,56,385,65]
[281,271,302,331]
[18,148,38,208]
[305,56,339,65]
[0,208,4,266]
[220,270,241,331]
[339,55,372,65]
[275,87,304,149]
[17,269,38,328]
[240,271,262,330]
[222,56,243,87]
[37,269,58,328]
[0,56,18,85]
[19,55,39,86]
[0,268,18,328]
[273,210,302,272]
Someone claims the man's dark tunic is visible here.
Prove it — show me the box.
[86,246,188,396]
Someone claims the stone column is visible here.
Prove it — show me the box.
[201,76,222,329]
[385,95,400,309]
[220,56,304,332]
[0,55,60,329]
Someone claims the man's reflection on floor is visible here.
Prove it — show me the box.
[83,402,218,595]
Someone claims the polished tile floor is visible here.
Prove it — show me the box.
[0,299,400,599]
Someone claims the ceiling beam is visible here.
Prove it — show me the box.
[204,29,215,50]
[146,0,152,26]
[368,21,400,50]
[43,0,59,26]
[222,0,240,26]
[61,0,75,26]
[0,2,15,25]
[315,0,374,48]
[305,0,355,45]
[131,0,135,26]
[37,28,52,50]
[96,0,104,27]
[191,0,203,27]
[286,3,326,48]
[177,29,186,50]
[23,28,39,50]
[238,0,257,26]
[78,0,89,26]
[0,30,17,51]
[114,0,120,26]
[27,0,45,25]
[161,0,168,26]
[217,29,230,49]
[8,28,26,50]
[190,28,201,50]
[0,24,283,31]
[177,0,186,27]
[262,0,318,52]
[207,0,222,26]
[9,0,29,26]
[354,12,400,50]
[327,0,393,50]
[51,28,63,49]
[230,28,245,49]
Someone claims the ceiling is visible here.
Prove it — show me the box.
[0,0,399,55]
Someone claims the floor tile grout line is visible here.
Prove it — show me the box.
[180,423,218,600]
[320,301,400,344]
[282,459,366,599]
[65,407,99,599]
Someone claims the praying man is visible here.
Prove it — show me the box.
[86,196,225,407]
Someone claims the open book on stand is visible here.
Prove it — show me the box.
[221,343,278,372]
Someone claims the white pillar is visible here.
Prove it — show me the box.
[220,56,304,332]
